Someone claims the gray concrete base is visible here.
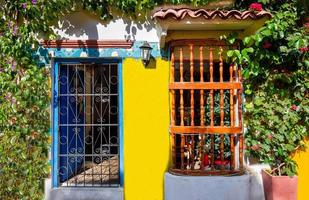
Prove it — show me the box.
[246,164,270,200]
[49,187,123,200]
[164,172,250,200]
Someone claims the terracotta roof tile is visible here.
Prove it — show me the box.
[152,9,272,20]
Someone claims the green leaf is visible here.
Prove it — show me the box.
[227,50,234,57]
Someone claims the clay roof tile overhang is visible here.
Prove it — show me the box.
[152,9,272,21]
[151,8,272,46]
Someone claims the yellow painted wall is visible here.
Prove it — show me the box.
[294,139,309,200]
[123,58,170,200]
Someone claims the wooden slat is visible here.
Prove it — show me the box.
[230,134,235,170]
[181,135,185,170]
[238,66,243,127]
[219,47,224,126]
[219,47,223,82]
[171,134,176,168]
[199,46,204,172]
[171,51,175,83]
[190,44,194,82]
[209,48,214,83]
[180,48,184,82]
[180,48,184,126]
[239,134,244,170]
[170,39,239,48]
[170,126,242,134]
[230,63,235,170]
[200,135,205,170]
[190,45,194,126]
[211,135,215,170]
[238,66,243,170]
[220,135,224,170]
[171,52,175,126]
[191,91,194,126]
[186,136,189,169]
[200,46,204,82]
[180,91,184,126]
[219,47,224,170]
[200,90,204,126]
[170,168,244,176]
[209,47,215,170]
[169,82,242,90]
[230,64,234,127]
[191,136,195,170]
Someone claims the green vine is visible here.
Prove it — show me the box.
[0,0,308,199]
[227,1,309,176]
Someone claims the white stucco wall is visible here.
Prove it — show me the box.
[53,11,160,42]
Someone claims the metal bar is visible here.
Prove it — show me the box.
[57,63,120,187]
[59,94,118,96]
[59,124,118,126]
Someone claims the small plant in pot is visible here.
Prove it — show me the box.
[226,1,308,199]
[244,89,306,200]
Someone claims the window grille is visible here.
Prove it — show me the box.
[169,40,244,175]
[58,63,119,186]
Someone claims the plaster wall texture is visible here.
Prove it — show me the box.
[165,172,250,200]
[49,187,123,200]
[122,58,170,200]
[293,139,309,200]
[53,12,160,42]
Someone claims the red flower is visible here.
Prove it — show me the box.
[203,154,209,166]
[291,105,298,111]
[299,47,309,53]
[267,134,273,140]
[249,3,263,11]
[305,23,309,28]
[251,144,260,151]
[214,160,230,166]
[263,42,272,49]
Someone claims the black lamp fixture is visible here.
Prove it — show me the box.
[139,41,153,66]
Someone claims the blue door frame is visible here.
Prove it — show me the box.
[51,58,124,187]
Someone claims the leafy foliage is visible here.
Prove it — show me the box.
[0,0,308,199]
[228,1,309,176]
[0,0,228,199]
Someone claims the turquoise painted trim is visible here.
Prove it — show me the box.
[118,61,124,187]
[52,61,59,187]
[52,58,124,188]
[38,41,166,65]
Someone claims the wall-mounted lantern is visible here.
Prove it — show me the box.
[139,41,153,66]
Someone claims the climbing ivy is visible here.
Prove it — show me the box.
[227,1,308,176]
[0,0,308,199]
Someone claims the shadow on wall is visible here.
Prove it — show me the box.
[53,11,157,41]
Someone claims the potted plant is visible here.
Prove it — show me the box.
[225,1,308,199]
[244,86,306,200]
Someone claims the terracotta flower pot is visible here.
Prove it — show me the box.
[261,169,298,200]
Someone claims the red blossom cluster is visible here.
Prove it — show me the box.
[262,42,272,49]
[290,105,298,111]
[251,144,260,151]
[299,47,309,53]
[249,3,263,11]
